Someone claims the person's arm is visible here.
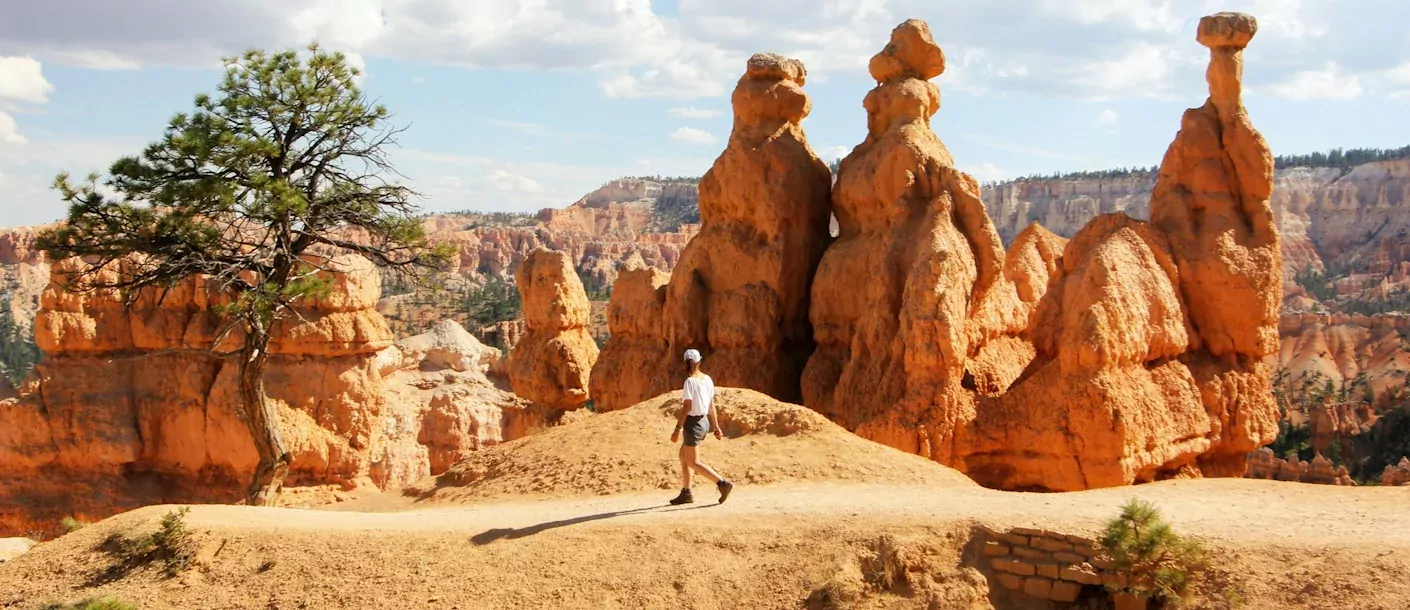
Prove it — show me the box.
[708,399,722,439]
[671,384,692,441]
[677,400,692,428]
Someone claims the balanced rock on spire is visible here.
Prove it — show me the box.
[802,18,1006,463]
[959,12,1281,489]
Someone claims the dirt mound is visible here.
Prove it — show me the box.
[404,388,975,503]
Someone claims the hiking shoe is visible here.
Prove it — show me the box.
[717,480,734,504]
[669,489,695,505]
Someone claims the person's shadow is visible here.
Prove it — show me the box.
[470,503,714,545]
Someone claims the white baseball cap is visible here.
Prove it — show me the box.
[683,349,702,363]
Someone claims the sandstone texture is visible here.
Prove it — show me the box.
[0,259,542,537]
[593,51,832,409]
[507,248,599,411]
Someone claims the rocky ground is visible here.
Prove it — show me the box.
[2,391,1407,609]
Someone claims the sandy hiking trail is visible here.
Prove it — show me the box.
[2,480,1408,609]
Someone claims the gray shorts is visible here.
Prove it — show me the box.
[682,415,709,447]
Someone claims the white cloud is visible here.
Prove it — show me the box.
[1065,41,1182,100]
[0,56,53,103]
[0,0,1405,104]
[668,106,724,119]
[1388,62,1410,84]
[477,169,544,194]
[392,147,713,215]
[1385,62,1410,101]
[0,134,149,225]
[818,145,850,161]
[1096,109,1119,126]
[669,126,718,145]
[0,111,26,144]
[1268,62,1364,100]
[961,162,1007,182]
[46,50,140,70]
[489,119,551,137]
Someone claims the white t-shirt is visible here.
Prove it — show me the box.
[683,374,715,417]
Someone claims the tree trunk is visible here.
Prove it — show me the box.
[239,322,290,506]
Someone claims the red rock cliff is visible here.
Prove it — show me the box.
[0,256,535,536]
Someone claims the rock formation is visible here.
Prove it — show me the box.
[802,19,1006,464]
[799,14,1281,491]
[507,248,599,411]
[589,253,672,411]
[1276,313,1410,410]
[1155,13,1283,475]
[661,52,833,401]
[592,52,833,409]
[1245,448,1355,485]
[0,538,36,563]
[1382,457,1410,486]
[0,258,541,537]
[377,183,698,342]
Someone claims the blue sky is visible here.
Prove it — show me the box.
[2,0,1409,226]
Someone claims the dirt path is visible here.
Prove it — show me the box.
[302,478,1410,546]
[3,479,1407,609]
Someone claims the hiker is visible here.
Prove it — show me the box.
[669,349,734,505]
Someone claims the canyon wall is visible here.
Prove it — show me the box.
[982,161,1410,295]
[377,182,699,342]
[422,179,699,293]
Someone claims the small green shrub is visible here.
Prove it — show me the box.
[98,507,197,580]
[1100,499,1208,603]
[61,517,90,534]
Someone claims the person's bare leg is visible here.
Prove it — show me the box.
[690,454,723,485]
[679,445,695,490]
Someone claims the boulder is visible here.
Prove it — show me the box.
[395,319,502,375]
[0,537,37,563]
[507,248,599,411]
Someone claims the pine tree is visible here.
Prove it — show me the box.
[37,44,449,505]
[1100,499,1208,603]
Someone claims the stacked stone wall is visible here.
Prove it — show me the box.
[981,527,1120,603]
